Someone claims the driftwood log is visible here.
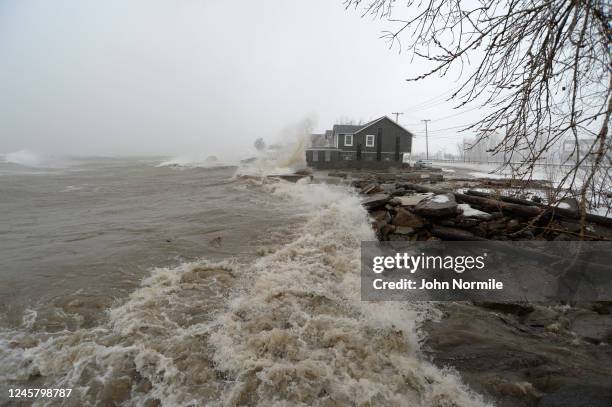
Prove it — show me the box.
[465,190,542,207]
[400,183,612,229]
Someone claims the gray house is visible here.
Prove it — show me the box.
[305,116,413,169]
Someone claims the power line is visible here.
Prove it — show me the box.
[413,123,471,134]
[403,85,462,112]
[430,106,482,122]
[391,112,404,123]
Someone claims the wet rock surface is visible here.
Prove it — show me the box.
[414,193,458,217]
[422,302,612,407]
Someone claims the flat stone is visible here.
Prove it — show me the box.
[395,193,433,207]
[393,208,425,228]
[394,226,416,235]
[361,193,390,209]
[414,193,458,217]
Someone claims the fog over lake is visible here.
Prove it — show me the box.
[0,0,480,159]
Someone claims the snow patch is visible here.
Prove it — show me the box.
[431,194,450,203]
[458,204,491,219]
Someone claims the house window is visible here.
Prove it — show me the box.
[366,135,375,147]
[324,150,331,161]
[344,134,353,147]
[312,151,318,162]
[344,154,352,160]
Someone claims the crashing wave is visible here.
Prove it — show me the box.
[1,150,47,167]
[156,154,238,169]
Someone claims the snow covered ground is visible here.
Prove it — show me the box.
[434,161,611,218]
[433,161,549,181]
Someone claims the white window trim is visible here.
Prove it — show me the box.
[344,134,353,147]
[365,134,375,147]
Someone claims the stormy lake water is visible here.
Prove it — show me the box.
[0,157,486,406]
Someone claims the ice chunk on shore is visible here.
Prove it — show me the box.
[458,203,491,219]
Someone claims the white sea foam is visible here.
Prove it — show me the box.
[1,150,75,171]
[209,181,488,406]
[2,150,46,167]
[0,260,237,406]
[156,154,235,168]
[234,137,309,178]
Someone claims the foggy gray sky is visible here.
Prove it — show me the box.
[0,0,483,159]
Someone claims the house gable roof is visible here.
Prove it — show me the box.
[354,116,415,137]
[332,124,362,134]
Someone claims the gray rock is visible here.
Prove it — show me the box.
[380,183,398,193]
[361,193,390,209]
[393,208,425,229]
[414,193,458,217]
[391,187,408,197]
[395,193,433,207]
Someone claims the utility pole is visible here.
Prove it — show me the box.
[391,112,404,123]
[421,119,431,159]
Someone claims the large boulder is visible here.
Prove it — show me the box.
[414,193,458,217]
[393,208,425,229]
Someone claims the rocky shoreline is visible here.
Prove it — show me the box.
[345,170,612,407]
